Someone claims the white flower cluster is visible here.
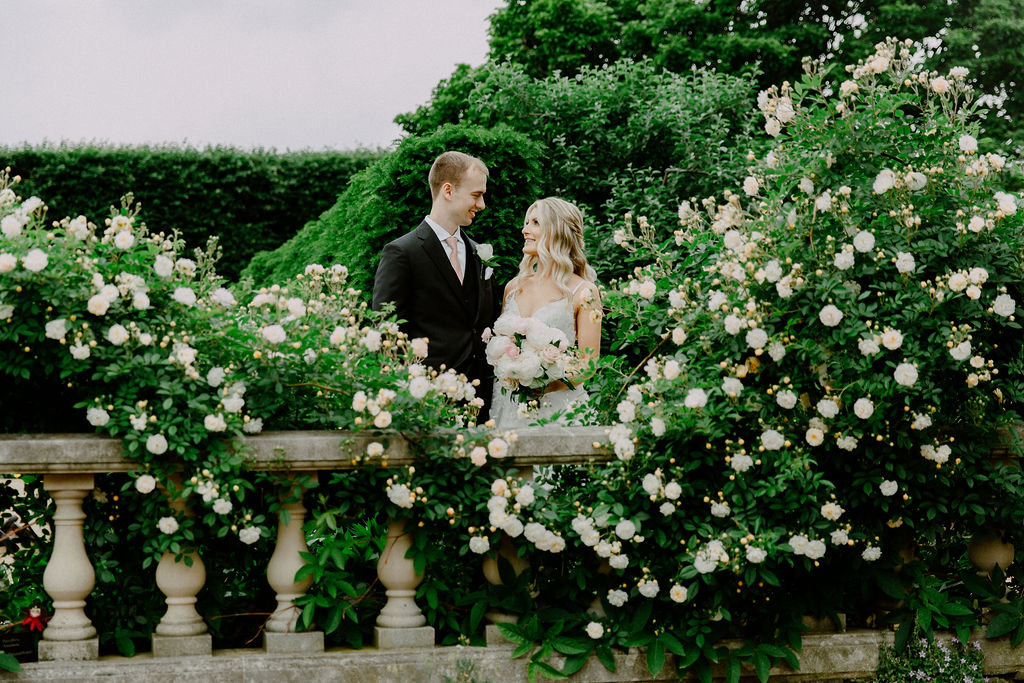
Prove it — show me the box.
[641,469,682,515]
[487,479,564,553]
[607,423,634,461]
[694,539,729,574]
[385,478,416,509]
[486,313,575,394]
[756,83,797,138]
[351,388,401,429]
[789,534,826,560]
[920,442,952,464]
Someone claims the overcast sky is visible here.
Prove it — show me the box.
[0,1,504,152]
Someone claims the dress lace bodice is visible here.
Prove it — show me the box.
[504,294,577,347]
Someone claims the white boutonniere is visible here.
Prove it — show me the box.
[476,243,494,264]
[484,266,493,281]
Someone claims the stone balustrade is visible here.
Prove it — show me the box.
[4,426,1024,681]
[0,426,612,662]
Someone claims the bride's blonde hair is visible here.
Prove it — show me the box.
[507,197,596,303]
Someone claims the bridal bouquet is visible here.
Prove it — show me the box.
[484,313,578,401]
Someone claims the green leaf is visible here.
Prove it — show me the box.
[469,600,486,633]
[595,643,616,672]
[530,660,567,680]
[324,605,344,635]
[646,639,665,676]
[876,571,906,600]
[753,651,770,682]
[512,641,534,659]
[561,652,589,676]
[940,603,974,616]
[726,657,741,683]
[986,612,1020,639]
[497,622,530,645]
[894,618,912,653]
[115,630,136,657]
[661,631,685,656]
[551,637,590,655]
[0,652,21,673]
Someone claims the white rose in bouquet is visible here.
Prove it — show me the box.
[486,313,581,402]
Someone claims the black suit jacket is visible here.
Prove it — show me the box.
[372,221,499,408]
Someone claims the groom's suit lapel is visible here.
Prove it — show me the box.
[416,222,474,315]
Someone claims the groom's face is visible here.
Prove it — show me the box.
[448,166,487,227]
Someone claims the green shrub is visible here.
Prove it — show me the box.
[396,59,764,280]
[241,123,544,292]
[0,144,381,280]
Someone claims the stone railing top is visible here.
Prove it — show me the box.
[0,425,614,474]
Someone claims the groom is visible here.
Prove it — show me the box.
[372,151,498,419]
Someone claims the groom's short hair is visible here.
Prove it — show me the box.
[429,151,488,199]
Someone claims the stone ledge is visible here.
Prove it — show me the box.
[263,631,324,655]
[152,633,213,658]
[374,625,436,650]
[8,630,1024,682]
[0,426,613,474]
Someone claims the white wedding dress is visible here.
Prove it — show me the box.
[490,284,592,429]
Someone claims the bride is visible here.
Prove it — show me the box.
[489,197,601,429]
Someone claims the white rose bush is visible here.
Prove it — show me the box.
[3,39,1024,679]
[517,39,1024,678]
[0,176,513,654]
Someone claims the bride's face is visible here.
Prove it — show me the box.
[522,208,543,256]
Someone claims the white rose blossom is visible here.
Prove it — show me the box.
[22,249,49,272]
[684,388,708,409]
[818,304,843,327]
[853,231,875,253]
[893,362,918,387]
[135,474,157,494]
[239,527,261,545]
[45,319,68,340]
[853,398,875,419]
[761,429,785,451]
[993,294,1016,317]
[146,434,168,455]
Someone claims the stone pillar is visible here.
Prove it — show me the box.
[264,472,323,654]
[968,530,1015,577]
[152,483,211,657]
[374,517,434,649]
[38,474,99,661]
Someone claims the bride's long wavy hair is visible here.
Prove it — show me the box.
[506,197,597,304]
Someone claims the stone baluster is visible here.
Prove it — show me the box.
[264,472,323,654]
[482,469,534,644]
[152,481,211,657]
[374,517,434,649]
[38,474,99,661]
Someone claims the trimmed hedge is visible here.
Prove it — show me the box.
[242,124,545,293]
[0,144,382,280]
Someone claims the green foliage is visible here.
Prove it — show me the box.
[483,0,1024,151]
[397,59,763,281]
[5,35,1024,683]
[241,124,543,292]
[0,144,381,280]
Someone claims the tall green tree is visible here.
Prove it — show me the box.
[483,0,1023,147]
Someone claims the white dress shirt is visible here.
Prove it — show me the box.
[425,216,465,279]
